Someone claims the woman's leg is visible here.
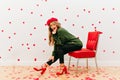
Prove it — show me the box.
[62,44,82,54]
[56,44,82,65]
[54,47,69,75]
[45,44,80,67]
[56,44,82,75]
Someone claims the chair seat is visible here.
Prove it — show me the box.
[68,48,96,58]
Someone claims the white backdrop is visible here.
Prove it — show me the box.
[0,0,120,66]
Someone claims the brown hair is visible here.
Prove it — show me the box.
[48,21,61,46]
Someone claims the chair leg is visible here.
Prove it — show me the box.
[95,57,99,73]
[76,59,79,73]
[86,58,88,69]
[86,58,89,73]
[68,56,71,70]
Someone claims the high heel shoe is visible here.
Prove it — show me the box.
[56,66,68,75]
[40,68,46,75]
[33,67,46,75]
[33,67,41,71]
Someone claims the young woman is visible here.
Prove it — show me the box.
[33,17,83,75]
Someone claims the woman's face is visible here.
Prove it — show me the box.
[50,22,57,31]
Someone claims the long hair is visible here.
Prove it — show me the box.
[48,21,61,46]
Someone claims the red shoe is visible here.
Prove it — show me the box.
[33,67,41,71]
[33,67,46,75]
[56,66,69,75]
[40,68,46,75]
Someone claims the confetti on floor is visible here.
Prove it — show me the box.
[0,66,120,80]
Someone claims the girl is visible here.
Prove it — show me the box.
[33,17,83,75]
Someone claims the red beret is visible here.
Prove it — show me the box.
[46,17,58,26]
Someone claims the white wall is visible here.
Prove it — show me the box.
[0,0,120,66]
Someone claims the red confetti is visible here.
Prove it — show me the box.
[83,9,86,12]
[44,38,46,41]
[10,46,12,49]
[77,14,79,17]
[1,30,4,32]
[20,8,23,11]
[81,26,84,29]
[51,11,54,13]
[64,18,67,21]
[103,50,106,52]
[21,44,24,46]
[8,8,11,10]
[8,36,11,39]
[33,44,36,46]
[17,59,20,61]
[30,12,33,14]
[9,22,12,24]
[40,14,43,16]
[66,7,69,10]
[26,43,29,46]
[92,24,94,26]
[36,4,39,7]
[43,50,45,52]
[34,78,39,80]
[13,32,16,35]
[113,21,115,24]
[85,77,93,80]
[27,47,30,50]
[34,58,37,61]
[112,8,115,10]
[34,27,36,29]
[98,21,101,24]
[112,51,115,54]
[8,49,11,51]
[22,21,25,24]
[72,24,75,27]
[30,33,32,36]
[88,11,91,13]
[102,8,105,11]
[109,36,112,39]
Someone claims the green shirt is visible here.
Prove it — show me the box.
[52,27,83,56]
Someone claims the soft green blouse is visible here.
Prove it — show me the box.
[52,27,83,56]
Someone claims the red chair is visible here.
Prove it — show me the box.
[68,31,102,72]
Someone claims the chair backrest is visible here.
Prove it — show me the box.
[86,31,102,50]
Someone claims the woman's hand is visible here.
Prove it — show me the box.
[49,56,54,62]
[52,27,57,34]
